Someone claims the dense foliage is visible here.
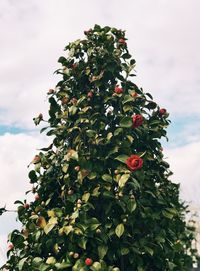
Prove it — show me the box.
[1,25,197,271]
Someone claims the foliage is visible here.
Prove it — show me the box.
[0,25,197,271]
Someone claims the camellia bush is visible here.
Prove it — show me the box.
[0,25,198,271]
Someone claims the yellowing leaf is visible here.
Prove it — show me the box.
[64,149,78,161]
[37,217,47,229]
[44,217,58,235]
[63,225,73,235]
[92,186,100,197]
[49,217,58,224]
[106,132,113,141]
[44,223,55,235]
[74,227,83,235]
[115,223,124,238]
[47,210,55,218]
[82,192,90,202]
[62,164,69,173]
[46,256,56,264]
[118,174,130,188]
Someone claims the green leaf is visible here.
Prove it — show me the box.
[102,174,112,183]
[28,170,37,183]
[18,257,28,271]
[119,116,132,128]
[168,261,177,270]
[78,237,87,249]
[144,246,154,256]
[123,104,133,113]
[32,257,43,266]
[87,172,97,180]
[115,154,129,163]
[90,223,101,231]
[98,245,108,259]
[69,105,78,115]
[58,56,67,64]
[40,126,49,134]
[122,53,132,59]
[121,247,129,255]
[162,210,174,219]
[127,199,137,213]
[0,207,6,216]
[114,127,123,136]
[86,129,96,137]
[55,262,73,269]
[122,95,134,104]
[115,223,124,238]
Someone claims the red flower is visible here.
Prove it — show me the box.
[71,63,77,69]
[114,85,123,94]
[38,113,43,120]
[47,89,54,95]
[23,203,30,209]
[32,155,41,164]
[126,155,143,171]
[132,114,143,128]
[159,108,167,116]
[87,91,93,98]
[118,38,126,45]
[8,243,14,251]
[84,29,92,35]
[131,92,138,98]
[61,97,69,105]
[85,258,93,266]
[34,194,40,201]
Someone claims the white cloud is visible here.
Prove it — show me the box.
[166,140,200,206]
[0,133,50,208]
[0,0,200,128]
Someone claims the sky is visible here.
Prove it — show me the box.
[0,0,200,265]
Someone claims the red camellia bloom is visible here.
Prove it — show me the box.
[8,243,14,251]
[23,203,30,209]
[118,38,126,45]
[126,155,143,171]
[33,155,41,164]
[85,258,93,266]
[47,88,54,95]
[114,85,123,94]
[71,63,77,69]
[87,91,93,98]
[34,194,40,201]
[159,108,167,116]
[132,114,143,128]
[84,29,92,35]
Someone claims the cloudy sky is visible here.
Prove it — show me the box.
[0,0,200,264]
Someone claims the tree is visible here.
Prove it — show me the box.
[0,25,197,271]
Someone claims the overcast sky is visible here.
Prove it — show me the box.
[0,0,200,265]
